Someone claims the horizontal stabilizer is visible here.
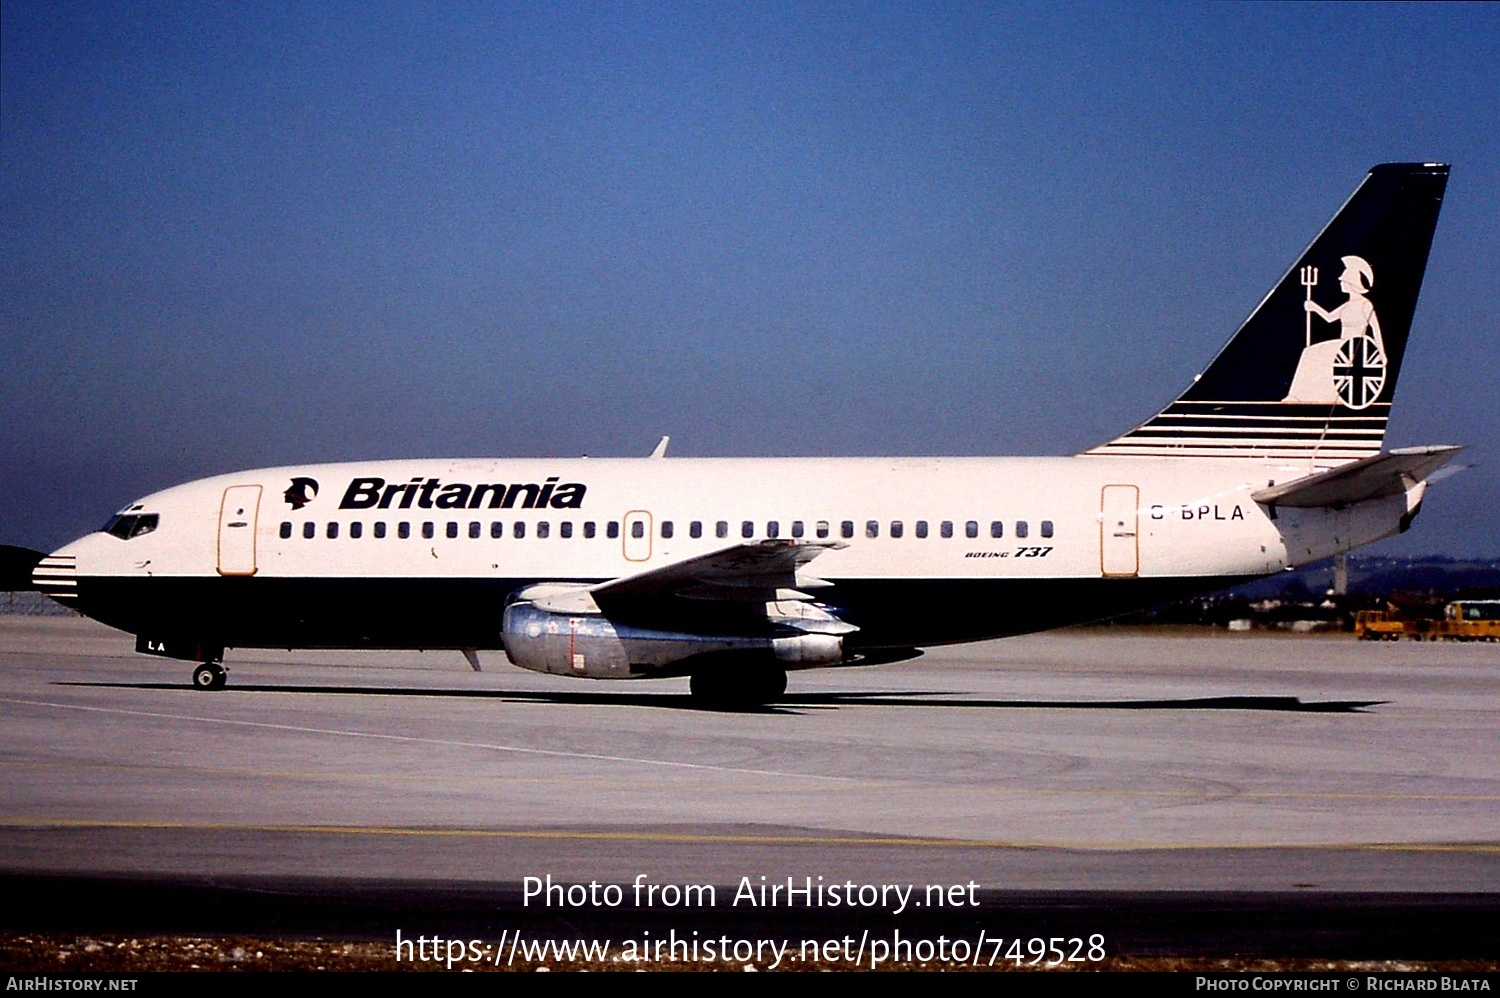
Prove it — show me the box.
[0,545,45,591]
[1252,445,1462,509]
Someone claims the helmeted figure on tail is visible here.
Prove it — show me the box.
[1283,255,1386,408]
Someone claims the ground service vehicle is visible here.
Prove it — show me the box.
[1356,600,1500,642]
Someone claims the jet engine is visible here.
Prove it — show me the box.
[501,587,848,680]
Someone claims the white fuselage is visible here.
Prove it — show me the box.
[44,452,1415,657]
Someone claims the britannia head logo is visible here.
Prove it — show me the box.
[283,477,319,510]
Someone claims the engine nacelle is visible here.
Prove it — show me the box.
[501,600,844,678]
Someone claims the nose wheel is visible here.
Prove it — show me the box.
[192,662,227,690]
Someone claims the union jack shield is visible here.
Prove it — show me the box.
[1333,335,1387,410]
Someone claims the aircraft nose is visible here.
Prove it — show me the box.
[30,546,79,606]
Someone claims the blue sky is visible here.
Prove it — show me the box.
[2,1,1497,555]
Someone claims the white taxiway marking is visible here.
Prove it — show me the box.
[0,696,852,782]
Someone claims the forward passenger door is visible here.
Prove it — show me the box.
[217,485,263,576]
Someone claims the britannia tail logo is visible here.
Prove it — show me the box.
[1282,255,1387,409]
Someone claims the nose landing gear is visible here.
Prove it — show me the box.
[192,661,227,690]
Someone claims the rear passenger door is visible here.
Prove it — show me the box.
[1100,485,1139,578]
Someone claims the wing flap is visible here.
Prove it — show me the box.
[521,540,849,617]
[590,539,846,603]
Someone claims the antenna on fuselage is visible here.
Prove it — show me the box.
[649,436,670,459]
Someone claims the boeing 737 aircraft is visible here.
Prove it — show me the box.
[2,163,1458,705]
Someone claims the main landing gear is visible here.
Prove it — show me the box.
[690,664,787,710]
[192,661,227,690]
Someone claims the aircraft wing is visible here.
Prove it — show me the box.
[1252,445,1462,509]
[592,538,843,603]
[524,539,849,630]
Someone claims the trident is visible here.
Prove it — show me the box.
[1300,265,1318,346]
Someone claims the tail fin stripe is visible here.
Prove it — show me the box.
[1126,428,1384,439]
[1097,447,1379,460]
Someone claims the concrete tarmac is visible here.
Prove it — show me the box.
[2,615,1497,899]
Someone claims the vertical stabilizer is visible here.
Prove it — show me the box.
[1086,163,1448,463]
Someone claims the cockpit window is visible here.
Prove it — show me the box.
[102,513,159,540]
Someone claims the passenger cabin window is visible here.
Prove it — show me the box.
[422,522,434,539]
[940,521,953,538]
[661,521,673,539]
[915,520,928,539]
[631,521,645,539]
[791,521,804,538]
[537,521,550,538]
[966,520,979,538]
[303,522,316,539]
[716,521,729,538]
[689,521,702,539]
[374,522,387,539]
[607,522,619,539]
[816,521,830,539]
[742,521,754,539]
[1041,520,1054,538]
[327,522,339,539]
[841,521,854,539]
[767,521,780,539]
[560,522,573,538]
[398,522,411,539]
[990,521,1004,538]
[468,522,480,539]
[1016,521,1029,538]
[514,522,526,539]
[446,522,458,539]
[491,522,503,538]
[890,521,903,538]
[350,522,363,539]
[584,521,596,539]
[866,520,879,538]
[279,522,292,540]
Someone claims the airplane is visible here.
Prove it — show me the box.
[0,162,1459,707]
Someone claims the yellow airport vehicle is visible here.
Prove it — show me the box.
[1355,600,1500,641]
[1354,609,1410,641]
[1436,600,1500,641]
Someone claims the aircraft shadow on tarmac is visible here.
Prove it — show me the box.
[56,682,1385,715]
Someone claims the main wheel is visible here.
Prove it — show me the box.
[689,665,786,709]
[192,662,227,690]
